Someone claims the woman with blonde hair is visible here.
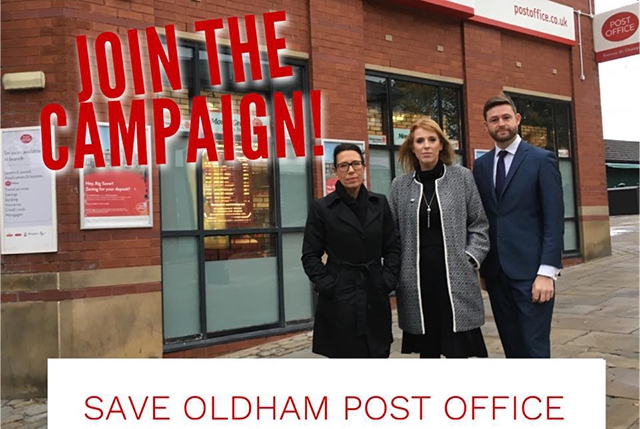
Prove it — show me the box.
[389,117,490,358]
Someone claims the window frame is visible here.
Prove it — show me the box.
[365,71,466,192]
[508,93,581,256]
[160,41,315,352]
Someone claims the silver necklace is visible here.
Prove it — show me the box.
[422,190,436,228]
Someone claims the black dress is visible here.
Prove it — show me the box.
[401,161,488,358]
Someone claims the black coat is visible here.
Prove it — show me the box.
[301,188,401,358]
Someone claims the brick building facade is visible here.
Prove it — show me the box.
[1,0,611,397]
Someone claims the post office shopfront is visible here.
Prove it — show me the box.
[1,0,610,394]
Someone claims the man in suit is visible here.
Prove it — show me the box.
[473,94,564,358]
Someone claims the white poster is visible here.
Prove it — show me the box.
[1,126,58,254]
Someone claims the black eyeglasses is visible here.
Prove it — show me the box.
[335,161,365,172]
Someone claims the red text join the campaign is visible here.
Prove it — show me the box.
[39,12,324,171]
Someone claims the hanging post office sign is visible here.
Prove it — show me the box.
[593,3,640,63]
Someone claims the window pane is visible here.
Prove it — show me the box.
[393,149,403,178]
[204,234,279,332]
[160,137,197,230]
[555,104,572,158]
[273,64,304,94]
[162,237,200,339]
[369,149,392,195]
[279,156,308,227]
[518,99,556,152]
[453,153,464,166]
[366,76,389,146]
[276,89,309,228]
[440,87,461,148]
[564,220,578,252]
[162,46,192,126]
[203,155,273,229]
[391,80,438,145]
[198,48,228,90]
[559,159,576,218]
[283,233,313,322]
[199,91,275,230]
[202,52,270,92]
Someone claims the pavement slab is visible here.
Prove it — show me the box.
[575,351,640,370]
[552,313,638,334]
[607,367,640,400]
[569,331,640,354]
[550,328,590,344]
[607,397,640,429]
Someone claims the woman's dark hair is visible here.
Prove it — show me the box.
[333,143,365,167]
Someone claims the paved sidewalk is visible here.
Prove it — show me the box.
[223,215,640,429]
[2,216,638,429]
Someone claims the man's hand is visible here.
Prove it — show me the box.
[532,275,554,303]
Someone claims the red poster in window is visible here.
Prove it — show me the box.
[79,123,153,229]
[83,169,150,217]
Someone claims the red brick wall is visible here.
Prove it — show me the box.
[462,22,505,155]
[308,0,367,198]
[1,0,160,274]
[569,8,607,210]
[501,34,572,97]
[1,0,610,276]
[0,0,311,274]
[152,0,309,54]
[363,1,464,79]
[461,24,576,153]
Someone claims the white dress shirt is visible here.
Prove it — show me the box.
[492,135,521,187]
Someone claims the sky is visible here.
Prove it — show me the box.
[595,0,640,141]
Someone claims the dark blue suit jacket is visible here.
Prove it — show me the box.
[473,141,564,281]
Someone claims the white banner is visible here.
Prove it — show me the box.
[49,359,606,429]
[471,0,575,45]
[593,3,640,63]
[1,126,58,254]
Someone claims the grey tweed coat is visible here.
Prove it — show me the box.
[389,164,490,334]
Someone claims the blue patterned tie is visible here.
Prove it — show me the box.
[495,150,508,200]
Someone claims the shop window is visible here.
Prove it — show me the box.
[161,237,199,338]
[365,73,465,195]
[160,43,313,348]
[510,95,579,253]
[159,45,197,231]
[160,137,197,231]
[204,234,279,332]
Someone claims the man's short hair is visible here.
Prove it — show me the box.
[483,93,518,120]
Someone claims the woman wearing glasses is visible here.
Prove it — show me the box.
[389,118,490,358]
[302,143,401,358]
